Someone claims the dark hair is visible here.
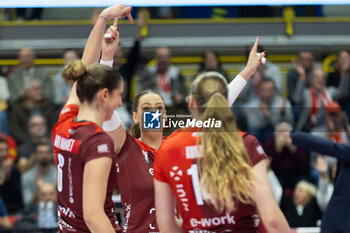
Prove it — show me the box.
[0,138,7,146]
[35,142,53,152]
[62,60,122,103]
[63,48,80,58]
[259,77,276,87]
[128,90,164,138]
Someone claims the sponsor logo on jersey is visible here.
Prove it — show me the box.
[143,110,161,129]
[61,107,71,115]
[186,145,202,159]
[58,205,76,218]
[176,184,189,212]
[97,144,109,153]
[58,217,76,232]
[252,214,260,227]
[189,214,236,228]
[123,203,132,233]
[53,134,76,152]
[149,168,154,176]
[170,166,183,181]
[256,145,265,155]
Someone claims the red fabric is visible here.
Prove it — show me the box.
[309,88,331,126]
[0,133,17,160]
[52,104,120,233]
[154,129,267,232]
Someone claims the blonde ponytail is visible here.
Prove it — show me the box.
[192,72,254,213]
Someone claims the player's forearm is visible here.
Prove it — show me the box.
[82,17,107,65]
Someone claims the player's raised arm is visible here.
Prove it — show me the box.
[227,36,266,106]
[82,4,133,66]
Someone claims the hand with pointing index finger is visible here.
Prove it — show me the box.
[241,36,267,80]
[102,18,120,61]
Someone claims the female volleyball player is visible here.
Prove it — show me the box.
[51,4,133,233]
[82,15,266,231]
[153,72,291,233]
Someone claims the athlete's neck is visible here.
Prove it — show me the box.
[77,103,105,127]
[140,132,163,151]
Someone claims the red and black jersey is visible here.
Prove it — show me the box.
[51,104,120,233]
[154,129,267,233]
[115,132,160,233]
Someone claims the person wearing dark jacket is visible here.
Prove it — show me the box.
[290,132,350,233]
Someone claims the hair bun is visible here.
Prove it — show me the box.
[62,60,87,82]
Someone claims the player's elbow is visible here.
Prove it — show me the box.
[262,215,291,233]
[83,209,104,228]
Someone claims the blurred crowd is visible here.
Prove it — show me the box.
[0,15,350,229]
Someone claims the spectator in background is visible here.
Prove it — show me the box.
[18,115,49,174]
[0,76,10,135]
[9,80,57,146]
[8,48,52,103]
[287,50,315,105]
[142,46,186,107]
[328,50,350,122]
[314,155,334,213]
[196,51,229,82]
[0,139,23,214]
[294,69,339,132]
[327,50,350,88]
[15,182,57,229]
[53,49,80,108]
[0,197,10,228]
[263,122,309,190]
[21,143,56,208]
[240,46,282,103]
[280,180,322,228]
[244,78,294,142]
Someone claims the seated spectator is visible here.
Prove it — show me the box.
[196,51,229,82]
[263,122,310,189]
[280,180,322,228]
[9,80,57,145]
[14,182,57,229]
[18,114,49,174]
[295,69,340,132]
[21,143,56,208]
[287,50,315,105]
[244,78,294,142]
[327,50,350,88]
[0,76,10,135]
[0,197,10,228]
[8,48,52,103]
[0,138,23,214]
[53,49,79,108]
[142,46,186,107]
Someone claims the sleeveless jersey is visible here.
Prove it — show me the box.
[154,129,267,233]
[51,104,120,233]
[115,132,160,233]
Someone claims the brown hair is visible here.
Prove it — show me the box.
[128,90,164,138]
[191,71,254,213]
[62,60,122,103]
